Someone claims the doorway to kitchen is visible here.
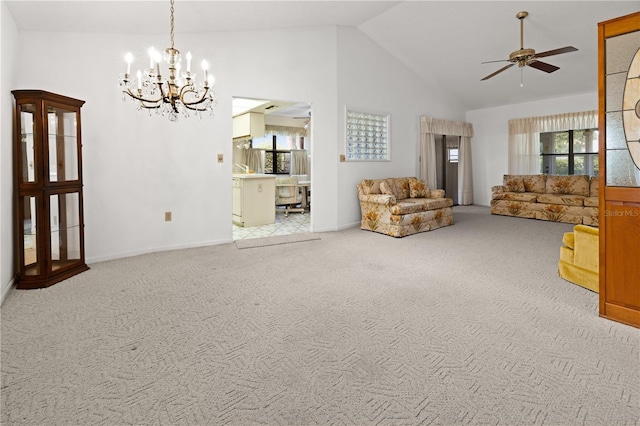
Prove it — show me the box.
[231,97,312,240]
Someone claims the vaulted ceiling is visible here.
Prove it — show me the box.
[5,1,639,110]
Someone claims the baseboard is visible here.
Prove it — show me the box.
[86,238,233,264]
[1,276,15,306]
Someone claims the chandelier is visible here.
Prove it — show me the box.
[119,0,216,121]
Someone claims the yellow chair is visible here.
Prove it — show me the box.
[558,225,599,292]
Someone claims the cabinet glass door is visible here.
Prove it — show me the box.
[46,105,79,182]
[21,195,40,276]
[19,104,37,184]
[49,192,82,272]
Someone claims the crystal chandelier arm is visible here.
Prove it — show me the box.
[178,85,213,111]
[122,87,163,105]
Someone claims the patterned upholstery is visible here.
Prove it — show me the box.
[491,174,599,225]
[357,177,453,237]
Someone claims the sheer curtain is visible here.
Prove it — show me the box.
[420,117,474,205]
[290,150,309,175]
[419,132,437,191]
[459,135,473,205]
[508,110,598,174]
[245,149,264,174]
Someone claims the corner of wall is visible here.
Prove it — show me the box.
[1,0,19,304]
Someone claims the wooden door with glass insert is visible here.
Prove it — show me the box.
[598,12,640,328]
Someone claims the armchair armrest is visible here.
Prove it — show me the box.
[429,189,446,199]
[491,185,506,194]
[359,193,396,206]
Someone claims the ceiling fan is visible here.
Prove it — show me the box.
[481,11,578,82]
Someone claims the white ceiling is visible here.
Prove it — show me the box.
[5,0,640,110]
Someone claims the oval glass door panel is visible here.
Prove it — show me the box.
[623,47,640,170]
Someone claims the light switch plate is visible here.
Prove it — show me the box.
[217,154,223,163]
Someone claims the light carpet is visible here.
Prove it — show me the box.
[235,232,320,249]
[1,206,638,425]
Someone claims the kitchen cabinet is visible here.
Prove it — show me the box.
[232,174,275,227]
[232,112,265,139]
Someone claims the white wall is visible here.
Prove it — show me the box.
[12,26,338,263]
[7,23,470,268]
[336,26,466,227]
[1,1,18,302]
[466,92,597,206]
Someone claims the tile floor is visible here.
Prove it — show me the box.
[232,211,311,240]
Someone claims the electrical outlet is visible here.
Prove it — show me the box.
[217,154,223,163]
[165,211,172,222]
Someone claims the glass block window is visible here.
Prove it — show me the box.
[345,108,389,161]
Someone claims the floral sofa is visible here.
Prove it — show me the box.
[491,174,598,225]
[357,177,453,237]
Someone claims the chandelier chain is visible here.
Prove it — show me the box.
[170,0,175,49]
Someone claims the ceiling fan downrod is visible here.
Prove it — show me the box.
[511,11,535,67]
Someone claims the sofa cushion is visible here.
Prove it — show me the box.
[380,180,397,197]
[491,192,538,202]
[546,175,590,196]
[408,178,428,198]
[503,175,525,193]
[504,174,546,193]
[390,198,453,215]
[391,177,412,200]
[584,197,598,207]
[522,174,546,193]
[361,179,383,195]
[536,194,585,206]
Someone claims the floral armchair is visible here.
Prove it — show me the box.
[357,177,453,237]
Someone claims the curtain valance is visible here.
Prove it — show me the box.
[265,125,307,137]
[508,110,597,135]
[420,117,474,138]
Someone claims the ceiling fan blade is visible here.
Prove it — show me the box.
[481,63,515,81]
[535,46,578,58]
[481,59,510,64]
[528,60,560,73]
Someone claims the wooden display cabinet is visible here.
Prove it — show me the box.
[12,90,89,289]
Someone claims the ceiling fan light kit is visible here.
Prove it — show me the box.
[481,11,578,83]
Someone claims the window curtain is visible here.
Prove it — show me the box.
[508,110,597,174]
[290,150,309,175]
[265,125,307,138]
[420,117,474,205]
[459,136,473,205]
[419,133,437,192]
[245,148,264,174]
